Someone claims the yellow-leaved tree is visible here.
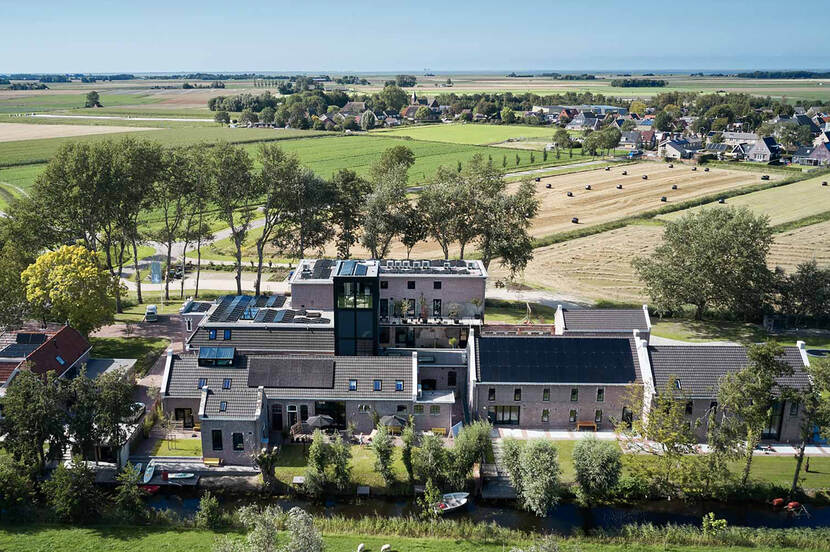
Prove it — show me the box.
[21,244,122,337]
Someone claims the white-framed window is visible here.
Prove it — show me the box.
[430,405,440,416]
[414,405,424,415]
[596,388,605,402]
[569,409,577,423]
[357,404,371,413]
[541,409,550,422]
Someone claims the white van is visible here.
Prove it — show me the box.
[145,304,158,322]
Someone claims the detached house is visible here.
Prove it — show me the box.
[747,136,782,163]
[619,130,642,149]
[0,325,91,394]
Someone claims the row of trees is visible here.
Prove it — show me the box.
[621,344,830,500]
[634,206,830,322]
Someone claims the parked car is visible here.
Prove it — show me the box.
[145,304,158,322]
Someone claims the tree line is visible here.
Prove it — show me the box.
[610,78,667,87]
[1,138,538,327]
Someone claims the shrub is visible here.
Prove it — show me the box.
[43,458,102,523]
[115,463,150,523]
[282,507,323,552]
[195,491,222,530]
[371,424,395,486]
[572,437,622,505]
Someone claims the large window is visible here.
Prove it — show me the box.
[447,371,456,387]
[300,405,309,421]
[542,388,550,401]
[596,388,604,402]
[212,429,223,451]
[569,409,577,423]
[488,388,496,401]
[514,388,522,401]
[430,405,440,416]
[414,405,424,414]
[433,299,442,317]
[570,388,578,402]
[380,298,389,317]
[542,409,550,422]
[232,432,244,451]
[595,410,603,424]
[488,406,520,425]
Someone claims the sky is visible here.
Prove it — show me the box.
[2,0,829,73]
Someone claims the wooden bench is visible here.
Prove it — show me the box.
[203,457,223,467]
[430,427,447,436]
[576,421,597,432]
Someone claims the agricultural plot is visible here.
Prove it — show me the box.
[241,135,555,183]
[522,163,781,240]
[501,214,830,303]
[769,220,830,272]
[0,127,324,167]
[659,175,830,226]
[0,91,161,114]
[0,122,156,142]
[375,123,561,145]
[490,224,661,303]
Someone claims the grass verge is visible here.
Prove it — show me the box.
[89,337,170,377]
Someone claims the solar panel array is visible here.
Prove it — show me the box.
[311,260,334,280]
[208,296,329,325]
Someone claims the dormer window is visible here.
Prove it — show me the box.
[222,378,232,389]
[219,401,227,412]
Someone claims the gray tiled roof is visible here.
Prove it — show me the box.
[203,387,259,419]
[165,352,414,405]
[648,345,809,397]
[562,309,649,333]
[165,353,245,399]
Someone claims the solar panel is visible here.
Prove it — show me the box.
[339,260,356,276]
[199,346,235,360]
[208,296,234,322]
[16,333,46,345]
[355,263,368,276]
[254,309,268,323]
[272,310,286,323]
[311,259,334,279]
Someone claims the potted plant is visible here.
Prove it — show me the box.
[448,337,458,349]
[448,303,461,324]
[418,294,428,322]
[397,299,409,322]
[470,297,483,320]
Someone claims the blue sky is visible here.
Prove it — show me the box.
[2,0,828,73]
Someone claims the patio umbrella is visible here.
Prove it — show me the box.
[290,421,312,435]
[378,415,408,428]
[306,415,335,429]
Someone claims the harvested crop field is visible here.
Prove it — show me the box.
[769,219,830,271]
[520,162,782,239]
[490,224,661,302]
[499,216,830,303]
[0,122,156,142]
[659,174,830,226]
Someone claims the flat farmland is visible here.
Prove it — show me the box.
[659,175,830,226]
[0,127,324,167]
[0,91,162,114]
[498,216,830,303]
[241,135,555,182]
[522,162,782,239]
[490,224,661,302]
[374,123,561,145]
[769,219,830,271]
[0,122,156,142]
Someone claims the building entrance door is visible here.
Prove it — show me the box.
[271,404,283,429]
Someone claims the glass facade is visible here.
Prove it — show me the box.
[334,274,379,356]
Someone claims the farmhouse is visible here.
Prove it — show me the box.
[659,138,702,159]
[649,343,811,442]
[806,142,830,166]
[747,136,783,162]
[0,325,91,393]
[720,131,759,146]
[619,130,642,149]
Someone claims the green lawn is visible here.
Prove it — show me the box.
[151,438,202,457]
[273,444,408,492]
[650,318,830,349]
[89,337,170,376]
[374,123,565,145]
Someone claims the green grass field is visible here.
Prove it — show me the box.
[0,127,325,167]
[374,123,564,145]
[152,438,202,457]
[0,92,162,114]
[89,337,170,376]
[659,175,830,226]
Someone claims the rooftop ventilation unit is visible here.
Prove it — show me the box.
[386,260,394,267]
[394,260,402,268]
[443,261,451,269]
[402,260,410,268]
[412,261,420,268]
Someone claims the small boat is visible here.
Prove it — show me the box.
[435,492,469,514]
[142,463,155,484]
[134,463,143,475]
[140,485,161,495]
[168,472,195,479]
